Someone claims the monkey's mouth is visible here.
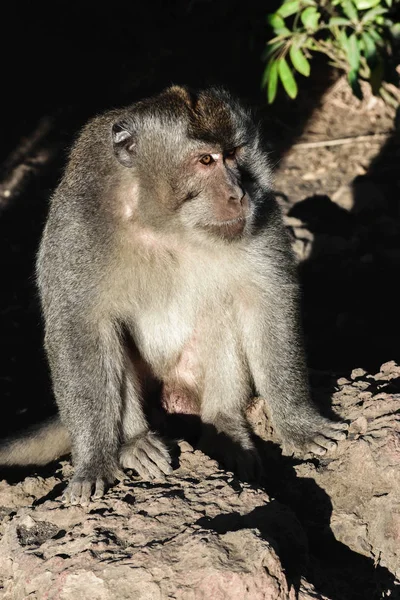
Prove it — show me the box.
[207,216,247,238]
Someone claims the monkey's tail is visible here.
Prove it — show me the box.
[0,415,71,466]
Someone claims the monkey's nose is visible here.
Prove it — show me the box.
[240,193,249,211]
[228,186,246,206]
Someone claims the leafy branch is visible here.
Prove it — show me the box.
[262,0,399,105]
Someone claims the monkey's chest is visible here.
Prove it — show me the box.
[125,254,248,399]
[131,289,199,372]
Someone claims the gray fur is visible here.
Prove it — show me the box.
[1,86,347,503]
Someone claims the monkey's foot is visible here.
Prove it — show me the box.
[62,474,115,505]
[120,431,173,479]
[277,415,349,456]
[198,425,262,482]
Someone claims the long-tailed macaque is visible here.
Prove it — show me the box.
[0,86,347,503]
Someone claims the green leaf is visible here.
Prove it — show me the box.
[354,0,380,9]
[361,6,388,23]
[368,27,383,43]
[278,58,298,99]
[300,6,320,30]
[290,45,311,76]
[277,0,300,18]
[342,1,359,22]
[261,60,271,88]
[361,31,376,62]
[385,0,392,6]
[338,28,349,49]
[268,13,286,31]
[347,33,361,70]
[329,17,352,26]
[262,40,284,61]
[348,69,363,99]
[267,60,279,103]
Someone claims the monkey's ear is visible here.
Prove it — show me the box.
[112,121,136,167]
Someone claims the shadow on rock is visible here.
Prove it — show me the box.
[257,441,398,600]
[160,411,398,599]
[289,185,400,373]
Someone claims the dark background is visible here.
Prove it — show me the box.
[1,2,274,156]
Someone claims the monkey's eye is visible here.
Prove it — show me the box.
[200,154,215,166]
[225,148,237,159]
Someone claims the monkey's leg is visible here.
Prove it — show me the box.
[119,360,172,479]
[243,286,348,456]
[47,322,124,505]
[199,326,261,480]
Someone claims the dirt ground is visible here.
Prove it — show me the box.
[276,79,396,202]
[273,77,400,376]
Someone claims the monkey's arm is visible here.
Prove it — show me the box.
[45,317,124,503]
[45,312,172,504]
[244,239,348,455]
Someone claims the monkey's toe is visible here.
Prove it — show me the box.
[304,420,348,455]
[311,420,348,454]
[120,431,172,480]
[62,477,107,505]
[278,416,349,457]
[308,435,337,454]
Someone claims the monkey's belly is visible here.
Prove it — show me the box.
[129,333,201,415]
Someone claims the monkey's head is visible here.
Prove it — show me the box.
[111,86,270,241]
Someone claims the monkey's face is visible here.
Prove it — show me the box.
[175,145,252,240]
[112,86,264,241]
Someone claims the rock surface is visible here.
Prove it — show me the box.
[317,363,400,578]
[1,363,399,598]
[249,363,400,584]
[0,443,329,600]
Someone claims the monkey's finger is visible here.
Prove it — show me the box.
[134,451,163,479]
[323,428,347,441]
[143,443,173,472]
[150,454,173,475]
[139,450,173,478]
[61,489,70,503]
[121,450,152,477]
[308,443,327,456]
[80,481,94,505]
[123,449,159,479]
[68,481,84,505]
[148,434,172,460]
[330,421,349,430]
[312,436,337,452]
[93,478,105,499]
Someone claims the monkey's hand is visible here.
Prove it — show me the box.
[120,431,173,479]
[275,413,349,457]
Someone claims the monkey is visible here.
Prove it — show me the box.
[0,85,348,504]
